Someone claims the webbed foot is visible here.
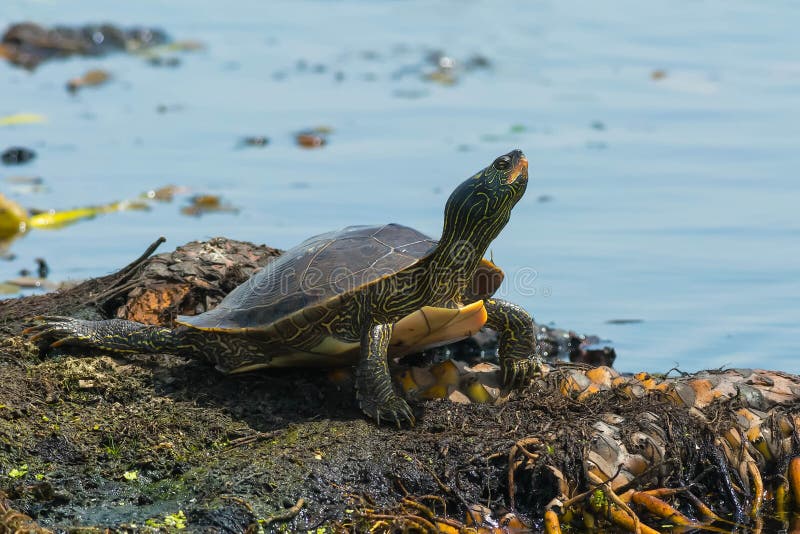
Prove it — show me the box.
[501,356,540,388]
[357,322,416,427]
[24,316,100,347]
[356,389,415,428]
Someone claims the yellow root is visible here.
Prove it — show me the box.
[775,478,790,519]
[507,437,543,509]
[587,471,641,534]
[631,491,695,527]
[789,456,800,509]
[606,504,661,534]
[746,460,764,519]
[543,509,562,534]
[685,491,725,523]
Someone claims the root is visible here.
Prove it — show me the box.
[261,498,305,527]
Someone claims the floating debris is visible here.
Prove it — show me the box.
[479,124,528,144]
[135,39,203,56]
[392,88,428,99]
[586,140,608,150]
[66,68,111,92]
[135,40,203,66]
[0,194,28,237]
[4,175,46,194]
[239,136,270,148]
[422,50,492,86]
[464,53,492,70]
[425,69,457,86]
[4,276,57,290]
[0,186,179,243]
[147,56,181,67]
[590,120,606,130]
[0,113,46,126]
[27,201,147,230]
[141,185,185,202]
[295,127,331,149]
[4,175,42,185]
[155,103,184,114]
[296,133,325,148]
[651,69,667,80]
[605,318,644,324]
[1,146,36,165]
[0,22,169,69]
[180,194,238,217]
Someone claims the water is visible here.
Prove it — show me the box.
[1,0,798,374]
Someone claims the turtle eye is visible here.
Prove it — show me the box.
[494,156,511,170]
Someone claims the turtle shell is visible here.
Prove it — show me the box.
[177,224,438,332]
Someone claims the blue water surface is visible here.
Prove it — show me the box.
[1,0,798,373]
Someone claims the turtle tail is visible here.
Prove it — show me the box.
[25,317,183,355]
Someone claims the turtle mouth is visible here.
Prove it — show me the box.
[505,154,528,184]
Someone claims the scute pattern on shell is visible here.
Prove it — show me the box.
[178,224,437,331]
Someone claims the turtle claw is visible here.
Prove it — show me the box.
[501,357,539,388]
[358,393,415,427]
[377,398,415,428]
[23,317,94,347]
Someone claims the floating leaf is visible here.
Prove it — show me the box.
[181,194,238,217]
[67,69,111,93]
[651,69,667,80]
[0,113,46,126]
[29,207,102,229]
[0,194,29,238]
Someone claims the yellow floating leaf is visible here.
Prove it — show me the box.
[29,207,100,229]
[0,113,47,126]
[0,194,29,238]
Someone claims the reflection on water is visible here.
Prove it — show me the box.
[1,0,798,373]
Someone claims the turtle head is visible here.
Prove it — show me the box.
[441,149,528,250]
[472,148,528,205]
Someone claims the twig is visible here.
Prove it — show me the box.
[227,430,281,449]
[220,494,255,513]
[263,498,305,526]
[587,471,641,534]
[359,512,436,531]
[89,236,166,304]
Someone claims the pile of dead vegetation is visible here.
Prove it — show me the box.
[1,238,798,533]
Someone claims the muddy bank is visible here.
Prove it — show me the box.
[1,238,799,533]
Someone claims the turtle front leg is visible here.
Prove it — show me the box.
[355,323,415,427]
[484,299,540,387]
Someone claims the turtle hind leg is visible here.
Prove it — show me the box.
[355,323,415,427]
[25,316,181,354]
[484,298,540,386]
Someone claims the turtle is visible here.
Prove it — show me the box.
[26,149,538,425]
